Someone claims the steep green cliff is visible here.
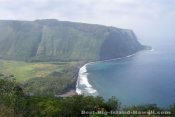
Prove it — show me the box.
[0,19,144,61]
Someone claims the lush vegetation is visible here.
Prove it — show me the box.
[0,60,76,81]
[0,74,174,117]
[23,64,79,96]
[0,60,81,96]
[0,19,157,117]
[0,19,143,61]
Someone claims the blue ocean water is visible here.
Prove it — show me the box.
[86,41,175,107]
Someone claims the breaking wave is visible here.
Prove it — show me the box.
[76,49,153,96]
[76,64,98,96]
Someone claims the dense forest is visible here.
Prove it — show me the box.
[0,74,174,117]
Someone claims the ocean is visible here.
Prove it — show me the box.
[76,40,175,107]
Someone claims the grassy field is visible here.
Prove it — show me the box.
[0,59,79,82]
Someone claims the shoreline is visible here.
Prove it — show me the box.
[75,48,153,96]
[75,53,137,96]
[76,63,98,96]
[60,47,153,97]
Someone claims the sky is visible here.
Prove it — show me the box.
[0,0,175,44]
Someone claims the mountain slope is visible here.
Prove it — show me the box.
[0,19,144,61]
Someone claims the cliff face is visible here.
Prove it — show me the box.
[0,19,144,61]
[99,28,143,60]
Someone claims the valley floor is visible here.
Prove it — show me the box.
[0,59,82,96]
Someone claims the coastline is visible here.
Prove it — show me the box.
[76,63,98,96]
[75,53,137,96]
[59,47,152,97]
[75,47,153,96]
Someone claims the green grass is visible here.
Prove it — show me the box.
[0,59,78,82]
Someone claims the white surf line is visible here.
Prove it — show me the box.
[76,63,98,96]
[76,49,153,96]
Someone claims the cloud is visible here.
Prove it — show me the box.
[0,0,170,20]
[0,0,175,41]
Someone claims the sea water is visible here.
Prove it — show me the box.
[76,40,175,107]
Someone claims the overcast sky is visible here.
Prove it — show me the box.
[0,0,175,43]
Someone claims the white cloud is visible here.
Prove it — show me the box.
[0,0,175,42]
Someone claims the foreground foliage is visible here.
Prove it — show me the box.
[0,74,174,117]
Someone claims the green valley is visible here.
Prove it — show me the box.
[0,19,173,117]
[0,60,72,81]
[0,59,80,96]
[0,19,145,96]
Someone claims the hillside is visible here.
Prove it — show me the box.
[0,19,144,62]
[0,19,145,96]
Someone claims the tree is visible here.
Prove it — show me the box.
[170,104,175,116]
[105,96,120,111]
